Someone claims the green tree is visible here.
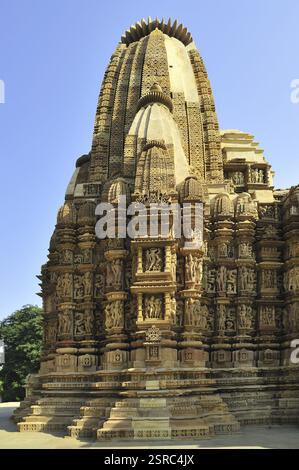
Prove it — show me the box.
[0,305,43,401]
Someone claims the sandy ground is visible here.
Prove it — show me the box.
[0,402,298,449]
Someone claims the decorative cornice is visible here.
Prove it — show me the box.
[121,17,193,47]
[137,83,173,113]
[142,140,167,152]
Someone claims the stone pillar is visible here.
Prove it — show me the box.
[232,217,257,367]
[130,238,178,368]
[210,217,235,368]
[255,208,283,367]
[179,247,207,367]
[101,248,129,370]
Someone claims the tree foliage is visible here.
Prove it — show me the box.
[0,305,43,401]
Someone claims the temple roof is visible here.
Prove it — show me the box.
[88,20,223,183]
[121,17,194,46]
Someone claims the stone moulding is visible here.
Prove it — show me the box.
[121,18,193,47]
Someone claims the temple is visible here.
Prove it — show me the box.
[15,18,299,440]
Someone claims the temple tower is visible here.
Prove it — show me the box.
[15,18,299,439]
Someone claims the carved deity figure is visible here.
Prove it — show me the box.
[239,242,253,258]
[226,309,236,331]
[94,273,105,298]
[251,168,264,184]
[45,322,57,343]
[262,270,276,289]
[61,249,73,264]
[231,171,244,186]
[239,267,256,291]
[57,273,73,299]
[285,304,298,332]
[111,259,123,285]
[169,297,176,324]
[194,257,203,284]
[106,258,123,287]
[144,296,163,320]
[74,275,84,299]
[260,306,275,326]
[238,305,253,329]
[217,266,227,292]
[74,312,85,336]
[219,243,228,258]
[199,304,208,329]
[185,298,200,326]
[218,305,226,331]
[207,268,216,293]
[145,248,163,272]
[227,269,237,294]
[185,299,193,325]
[58,310,72,335]
[185,254,196,282]
[83,272,93,296]
[83,249,92,264]
[84,310,94,334]
[105,301,124,329]
[176,300,184,327]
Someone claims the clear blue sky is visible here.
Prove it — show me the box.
[0,0,299,319]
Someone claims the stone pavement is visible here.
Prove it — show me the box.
[0,403,298,449]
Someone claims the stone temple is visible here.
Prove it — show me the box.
[16,18,299,440]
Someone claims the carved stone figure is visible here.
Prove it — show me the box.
[94,273,105,297]
[219,243,228,257]
[239,242,253,258]
[217,266,227,292]
[145,248,163,271]
[74,312,85,336]
[144,296,163,320]
[238,305,253,329]
[74,275,84,299]
[57,273,73,299]
[227,269,237,294]
[260,306,275,327]
[111,259,123,285]
[84,310,94,334]
[61,249,73,264]
[218,305,226,331]
[185,254,196,282]
[262,269,276,289]
[239,267,256,292]
[225,308,236,331]
[230,171,244,186]
[169,296,176,324]
[185,298,198,326]
[105,301,124,329]
[176,300,184,327]
[199,304,208,329]
[83,272,93,296]
[207,268,216,293]
[58,310,72,335]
